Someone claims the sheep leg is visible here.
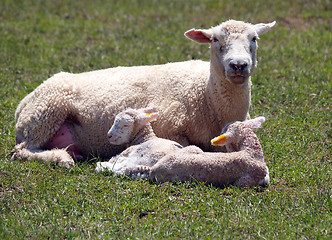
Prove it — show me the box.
[15,108,68,150]
[95,161,118,173]
[258,168,270,186]
[14,81,76,151]
[125,165,151,178]
[14,86,84,166]
[96,161,151,178]
[11,142,75,169]
[233,174,258,188]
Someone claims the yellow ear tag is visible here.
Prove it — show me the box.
[145,113,152,116]
[211,135,227,146]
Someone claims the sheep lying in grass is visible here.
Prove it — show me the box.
[96,107,183,177]
[148,116,269,187]
[13,19,276,168]
[97,107,269,187]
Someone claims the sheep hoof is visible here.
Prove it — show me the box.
[126,165,151,178]
[11,152,18,161]
[58,159,75,169]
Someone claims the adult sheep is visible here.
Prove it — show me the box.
[13,20,276,168]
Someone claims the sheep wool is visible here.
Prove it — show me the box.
[149,117,270,188]
[96,107,183,176]
[13,20,276,167]
[97,111,270,188]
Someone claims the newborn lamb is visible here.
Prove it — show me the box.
[96,106,269,188]
[95,107,182,177]
[147,116,269,187]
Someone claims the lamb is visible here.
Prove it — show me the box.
[95,107,183,176]
[97,108,269,188]
[145,116,270,188]
[12,20,276,168]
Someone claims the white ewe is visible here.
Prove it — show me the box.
[13,20,276,168]
[145,116,269,188]
[95,107,183,177]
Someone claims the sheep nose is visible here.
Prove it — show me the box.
[229,60,248,72]
[107,134,112,139]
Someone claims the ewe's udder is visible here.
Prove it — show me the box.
[44,122,83,160]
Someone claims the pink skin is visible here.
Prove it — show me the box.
[44,121,83,160]
[108,136,121,145]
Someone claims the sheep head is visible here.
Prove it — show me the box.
[211,116,265,152]
[107,107,159,145]
[185,20,276,84]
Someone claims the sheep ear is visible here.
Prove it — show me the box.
[244,116,266,130]
[211,134,232,146]
[254,21,276,35]
[184,28,212,43]
[141,106,158,114]
[137,110,159,126]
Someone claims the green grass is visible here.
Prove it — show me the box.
[0,0,331,239]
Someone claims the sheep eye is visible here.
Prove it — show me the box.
[252,36,257,42]
[213,38,224,51]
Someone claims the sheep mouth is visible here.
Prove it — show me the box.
[227,73,248,84]
[108,136,120,144]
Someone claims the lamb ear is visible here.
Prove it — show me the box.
[244,116,266,130]
[184,28,212,43]
[137,108,159,126]
[211,133,232,146]
[140,106,158,114]
[254,21,276,35]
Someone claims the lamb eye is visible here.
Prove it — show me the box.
[213,38,219,42]
[252,36,257,42]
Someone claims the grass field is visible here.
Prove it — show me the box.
[0,0,331,239]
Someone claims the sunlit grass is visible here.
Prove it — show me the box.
[0,0,331,239]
